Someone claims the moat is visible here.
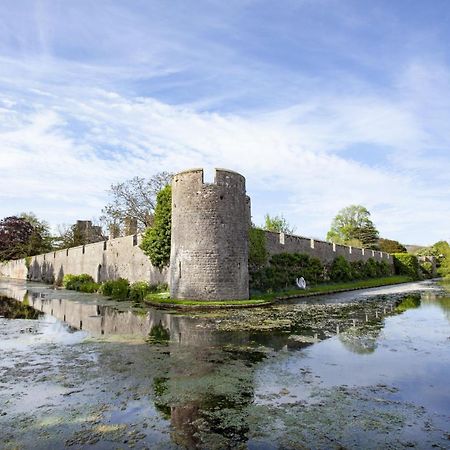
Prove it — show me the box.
[0,279,449,449]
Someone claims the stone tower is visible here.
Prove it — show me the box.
[170,168,250,300]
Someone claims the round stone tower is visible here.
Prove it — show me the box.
[170,168,250,300]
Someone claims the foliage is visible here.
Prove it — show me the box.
[99,278,130,300]
[413,240,450,279]
[140,185,172,269]
[19,212,54,255]
[78,281,101,293]
[248,227,268,271]
[251,252,324,291]
[263,214,295,234]
[63,274,95,291]
[101,172,172,234]
[0,216,35,260]
[329,256,352,282]
[378,238,407,253]
[326,205,379,249]
[393,253,420,279]
[129,281,167,303]
[419,261,433,278]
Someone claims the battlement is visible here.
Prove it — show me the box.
[172,168,246,192]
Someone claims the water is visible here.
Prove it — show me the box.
[0,279,449,449]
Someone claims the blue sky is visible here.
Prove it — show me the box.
[0,0,449,245]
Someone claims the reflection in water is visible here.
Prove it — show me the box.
[1,279,449,448]
[0,295,43,320]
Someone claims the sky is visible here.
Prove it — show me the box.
[0,0,449,246]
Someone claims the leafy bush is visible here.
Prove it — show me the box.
[363,258,378,278]
[63,274,95,291]
[99,278,130,300]
[420,261,433,278]
[140,185,172,269]
[78,281,101,293]
[378,261,392,277]
[330,256,352,282]
[251,252,324,291]
[393,253,419,279]
[129,281,150,302]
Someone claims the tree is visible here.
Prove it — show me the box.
[18,212,54,255]
[379,238,407,254]
[326,204,379,249]
[101,172,173,234]
[263,214,295,234]
[0,216,35,260]
[140,185,172,269]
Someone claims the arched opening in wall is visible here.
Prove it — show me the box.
[66,249,69,257]
[82,245,85,255]
[179,261,182,279]
[97,264,102,283]
[133,235,138,246]
[103,241,107,251]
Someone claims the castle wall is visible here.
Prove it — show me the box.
[0,234,168,285]
[264,231,394,268]
[170,168,249,300]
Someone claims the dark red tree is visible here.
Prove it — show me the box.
[0,216,35,261]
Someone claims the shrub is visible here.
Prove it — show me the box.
[363,258,378,278]
[250,252,324,291]
[330,256,352,282]
[99,278,130,300]
[129,281,152,302]
[378,260,392,277]
[63,274,95,291]
[78,281,101,293]
[350,260,365,280]
[393,253,419,279]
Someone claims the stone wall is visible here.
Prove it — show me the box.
[170,168,249,300]
[264,230,394,267]
[0,234,168,285]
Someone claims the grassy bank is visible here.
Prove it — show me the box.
[145,276,413,308]
[256,275,413,301]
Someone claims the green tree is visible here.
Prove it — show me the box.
[378,238,407,254]
[19,212,54,255]
[263,214,294,234]
[326,205,379,249]
[140,185,172,269]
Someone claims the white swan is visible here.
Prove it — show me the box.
[296,277,306,289]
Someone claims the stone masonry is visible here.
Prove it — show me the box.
[169,168,250,300]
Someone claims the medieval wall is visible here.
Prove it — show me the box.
[0,234,168,285]
[264,230,394,267]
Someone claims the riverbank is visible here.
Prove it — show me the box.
[144,275,413,308]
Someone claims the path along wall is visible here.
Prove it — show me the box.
[264,231,394,268]
[0,234,168,285]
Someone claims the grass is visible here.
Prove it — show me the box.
[253,276,414,301]
[145,276,414,307]
[144,292,271,307]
